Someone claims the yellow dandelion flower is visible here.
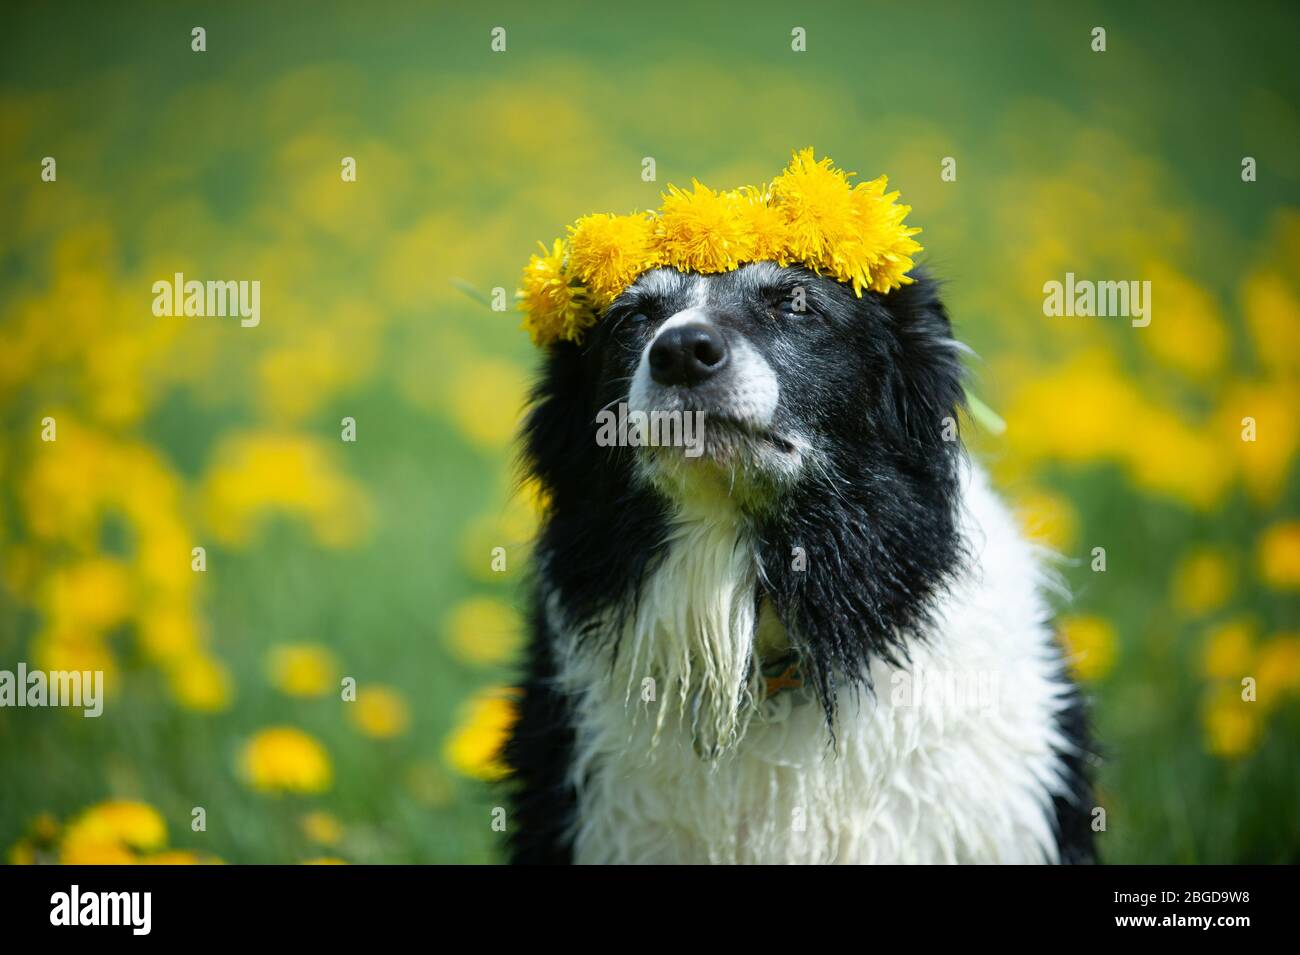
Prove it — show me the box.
[349,685,411,739]
[300,810,344,847]
[1219,379,1299,506]
[514,149,921,345]
[61,800,167,864]
[1140,262,1227,379]
[266,643,339,698]
[302,857,348,864]
[1202,685,1262,760]
[444,596,523,665]
[444,357,528,450]
[1059,615,1117,682]
[770,148,858,264]
[1257,521,1300,590]
[733,185,792,264]
[201,432,371,550]
[167,653,233,712]
[658,180,754,274]
[137,605,202,662]
[566,212,661,307]
[443,687,519,781]
[1242,267,1300,379]
[43,557,132,632]
[34,631,118,691]
[240,726,333,794]
[1202,619,1255,680]
[770,148,920,295]
[8,840,36,865]
[1014,487,1079,553]
[850,178,923,294]
[60,840,137,865]
[516,239,595,346]
[1170,548,1235,616]
[1257,634,1300,704]
[143,851,222,865]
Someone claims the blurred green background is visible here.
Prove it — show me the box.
[1,0,1298,863]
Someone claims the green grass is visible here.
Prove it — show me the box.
[1,0,1298,864]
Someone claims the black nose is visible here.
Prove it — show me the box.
[648,322,729,387]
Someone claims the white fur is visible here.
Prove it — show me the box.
[628,308,780,431]
[548,461,1077,864]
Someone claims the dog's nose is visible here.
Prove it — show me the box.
[648,322,729,387]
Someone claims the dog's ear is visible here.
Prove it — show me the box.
[758,271,968,728]
[874,272,966,457]
[520,342,598,503]
[519,341,669,624]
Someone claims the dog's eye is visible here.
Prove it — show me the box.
[772,296,813,318]
[608,308,653,336]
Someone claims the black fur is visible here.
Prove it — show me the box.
[501,263,1094,864]
[500,603,577,864]
[1050,672,1099,864]
[750,274,969,724]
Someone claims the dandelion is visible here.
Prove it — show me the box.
[8,840,36,865]
[1170,548,1235,615]
[240,727,333,794]
[60,800,167,864]
[1257,634,1300,704]
[444,596,522,665]
[168,653,233,712]
[1202,685,1262,760]
[732,185,792,265]
[201,432,371,550]
[770,148,920,294]
[657,181,754,274]
[1014,487,1079,553]
[1059,616,1117,682]
[43,557,132,632]
[444,357,528,450]
[443,687,519,781]
[1202,619,1255,680]
[137,605,202,662]
[1257,521,1300,590]
[349,686,411,739]
[515,149,922,345]
[266,643,340,698]
[566,212,660,307]
[143,851,222,865]
[516,239,595,346]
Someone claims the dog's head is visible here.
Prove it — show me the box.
[523,261,968,714]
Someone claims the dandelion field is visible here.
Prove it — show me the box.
[2,1,1298,864]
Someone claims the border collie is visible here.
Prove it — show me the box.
[503,261,1096,864]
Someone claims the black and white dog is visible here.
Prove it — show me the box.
[503,262,1095,864]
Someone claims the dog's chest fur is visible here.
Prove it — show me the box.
[550,464,1075,864]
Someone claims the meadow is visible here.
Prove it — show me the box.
[1,0,1297,864]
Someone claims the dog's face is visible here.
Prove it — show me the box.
[524,260,967,709]
[580,262,962,509]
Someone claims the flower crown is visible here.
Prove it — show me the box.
[515,148,922,347]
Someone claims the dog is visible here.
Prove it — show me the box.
[503,260,1096,864]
